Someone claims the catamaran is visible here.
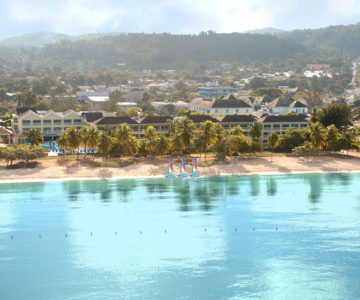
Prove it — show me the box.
[178,157,188,178]
[165,158,175,178]
[191,157,200,177]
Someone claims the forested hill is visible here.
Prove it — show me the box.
[0,33,307,70]
[281,22,360,56]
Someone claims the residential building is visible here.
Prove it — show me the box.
[267,97,308,115]
[190,94,253,115]
[198,87,238,98]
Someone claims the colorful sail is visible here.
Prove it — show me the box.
[178,157,188,178]
[166,158,175,178]
[191,157,200,177]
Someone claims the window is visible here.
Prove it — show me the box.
[54,127,62,132]
[273,125,280,130]
[226,109,229,113]
[300,124,308,128]
[263,132,269,137]
[43,120,52,125]
[22,120,31,125]
[235,109,238,113]
[244,132,249,136]
[14,118,18,123]
[54,120,62,125]
[240,124,248,129]
[264,125,271,129]
[32,120,41,125]
[22,128,30,133]
[282,124,290,129]
[64,119,72,125]
[292,124,299,128]
[14,125,18,131]
[43,128,52,133]
[73,119,82,124]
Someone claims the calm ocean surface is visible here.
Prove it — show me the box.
[0,174,360,300]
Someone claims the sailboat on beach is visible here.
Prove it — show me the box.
[165,158,175,178]
[178,157,188,178]
[191,157,200,177]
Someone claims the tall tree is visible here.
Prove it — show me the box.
[249,120,263,142]
[199,120,218,160]
[79,126,90,157]
[57,131,68,158]
[143,126,158,156]
[98,131,113,167]
[308,122,327,155]
[16,89,37,107]
[26,128,43,146]
[267,131,279,162]
[65,127,81,160]
[87,126,100,159]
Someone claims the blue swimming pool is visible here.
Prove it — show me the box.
[0,174,359,299]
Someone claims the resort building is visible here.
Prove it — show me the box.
[221,114,258,138]
[11,107,310,146]
[261,115,309,144]
[12,108,84,142]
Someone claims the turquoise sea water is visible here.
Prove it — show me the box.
[0,174,360,299]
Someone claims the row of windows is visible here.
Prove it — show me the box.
[22,127,82,134]
[22,119,82,125]
[263,124,308,130]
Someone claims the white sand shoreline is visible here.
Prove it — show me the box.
[1,169,360,184]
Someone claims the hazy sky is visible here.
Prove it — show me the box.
[0,0,360,39]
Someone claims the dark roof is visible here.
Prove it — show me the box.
[212,98,252,108]
[16,107,36,115]
[187,115,219,123]
[261,115,309,123]
[141,115,173,124]
[289,100,307,108]
[259,95,272,104]
[81,112,103,122]
[221,114,257,123]
[93,116,138,125]
[268,97,293,107]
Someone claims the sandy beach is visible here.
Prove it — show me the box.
[1,153,360,182]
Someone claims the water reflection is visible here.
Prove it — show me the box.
[304,174,323,204]
[249,175,260,196]
[266,176,277,196]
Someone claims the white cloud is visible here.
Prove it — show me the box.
[2,0,360,38]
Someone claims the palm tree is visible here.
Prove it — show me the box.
[79,126,90,157]
[325,124,339,152]
[57,131,68,159]
[87,126,100,159]
[143,126,158,156]
[126,136,139,159]
[175,117,196,153]
[115,123,132,158]
[249,120,263,142]
[267,131,279,162]
[338,130,358,154]
[199,120,218,160]
[98,131,113,167]
[26,128,43,146]
[65,127,81,160]
[155,134,170,159]
[308,122,326,158]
